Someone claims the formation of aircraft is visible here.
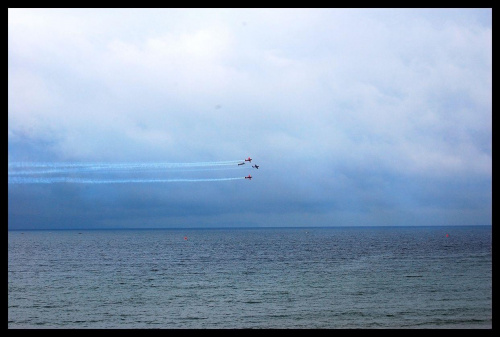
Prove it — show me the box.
[241,157,259,180]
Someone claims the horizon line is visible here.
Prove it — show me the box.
[8,224,492,231]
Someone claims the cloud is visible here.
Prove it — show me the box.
[8,9,492,229]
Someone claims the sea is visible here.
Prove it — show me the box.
[8,226,492,329]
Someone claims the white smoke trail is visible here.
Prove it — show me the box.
[8,176,246,184]
[8,160,252,184]
[8,164,246,176]
[8,160,244,170]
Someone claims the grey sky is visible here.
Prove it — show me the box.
[8,8,492,229]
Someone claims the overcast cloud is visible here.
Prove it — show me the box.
[8,8,492,229]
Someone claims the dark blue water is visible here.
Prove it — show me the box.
[8,226,491,328]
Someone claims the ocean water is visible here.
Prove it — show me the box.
[8,226,491,329]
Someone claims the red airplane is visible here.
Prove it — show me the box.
[245,157,252,163]
[245,174,252,180]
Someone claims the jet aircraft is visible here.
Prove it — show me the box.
[245,157,252,163]
[238,162,245,166]
[252,165,259,169]
[245,175,252,180]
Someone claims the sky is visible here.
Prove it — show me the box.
[8,8,492,230]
